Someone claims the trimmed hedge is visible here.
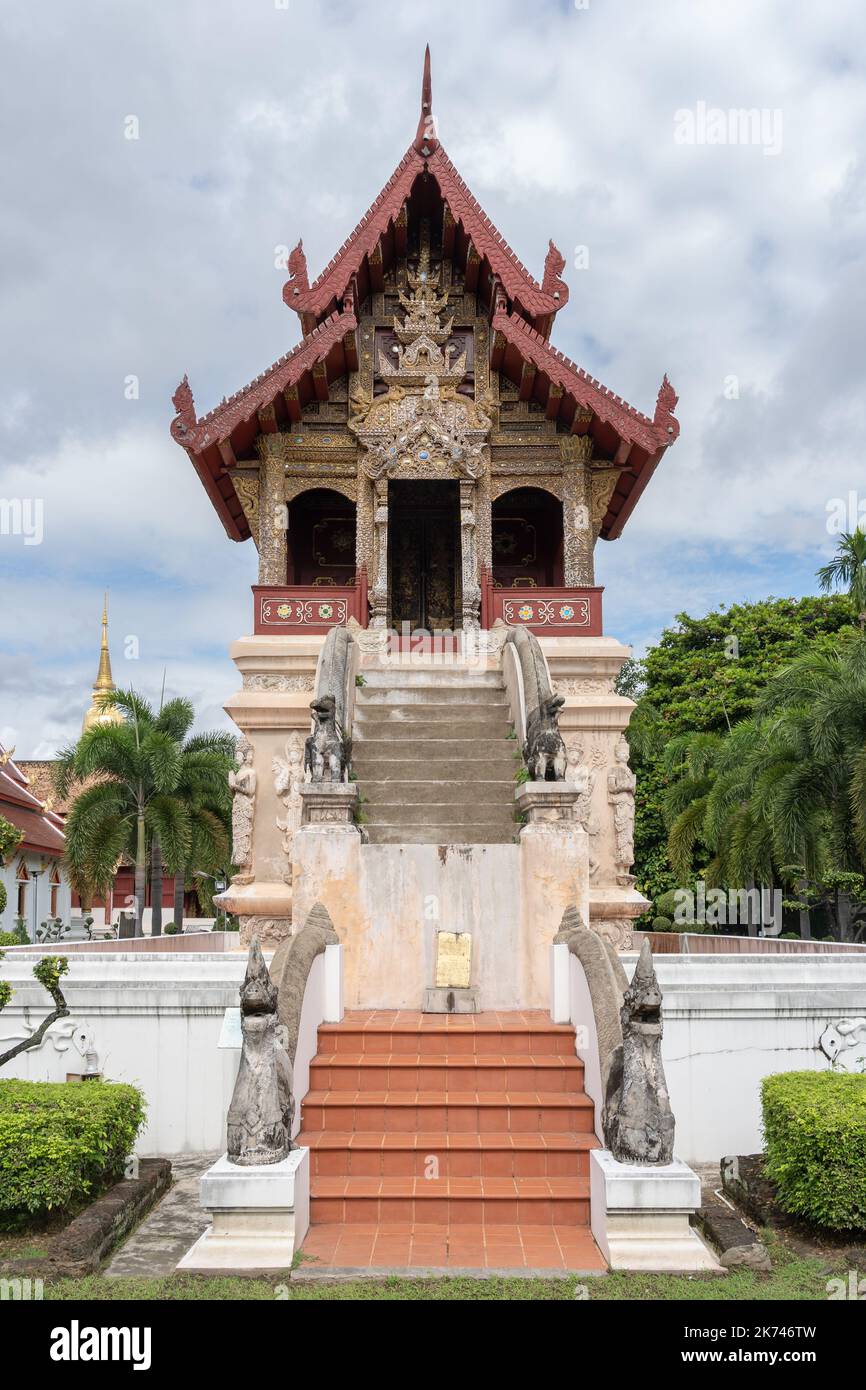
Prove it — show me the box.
[0,1079,145,1229]
[762,1071,866,1231]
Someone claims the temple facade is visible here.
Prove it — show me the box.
[171,50,679,1001]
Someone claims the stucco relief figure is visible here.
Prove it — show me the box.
[273,732,305,863]
[229,737,256,884]
[608,735,637,886]
[567,739,600,880]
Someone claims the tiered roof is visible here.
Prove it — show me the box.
[171,46,678,544]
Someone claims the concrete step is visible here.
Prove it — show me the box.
[358,779,515,802]
[354,761,522,783]
[358,668,503,688]
[363,825,518,845]
[364,804,515,827]
[356,687,507,707]
[354,711,514,733]
[354,739,517,761]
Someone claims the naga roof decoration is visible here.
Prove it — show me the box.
[171,45,678,545]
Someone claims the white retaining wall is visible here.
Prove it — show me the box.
[2,948,864,1161]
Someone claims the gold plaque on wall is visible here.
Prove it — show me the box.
[435,931,472,989]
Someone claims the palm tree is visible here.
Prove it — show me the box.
[818,527,866,629]
[662,633,866,938]
[169,738,234,931]
[56,690,234,937]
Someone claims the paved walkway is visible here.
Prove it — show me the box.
[105,1153,218,1278]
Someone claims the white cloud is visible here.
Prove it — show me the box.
[1,0,866,746]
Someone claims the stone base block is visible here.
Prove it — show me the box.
[590,1149,722,1272]
[177,1148,309,1273]
[423,986,479,1014]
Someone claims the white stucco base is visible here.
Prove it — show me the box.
[177,1148,309,1273]
[635,953,866,1163]
[2,945,863,1162]
[590,1150,721,1272]
[290,823,589,1010]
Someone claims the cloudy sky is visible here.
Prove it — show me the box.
[1,0,865,756]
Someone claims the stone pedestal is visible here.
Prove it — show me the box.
[300,782,359,829]
[177,1149,310,1273]
[514,780,581,827]
[590,1149,721,1272]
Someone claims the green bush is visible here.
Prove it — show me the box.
[651,916,674,932]
[762,1071,866,1231]
[0,930,19,948]
[0,880,6,916]
[0,1079,146,1228]
[163,922,178,935]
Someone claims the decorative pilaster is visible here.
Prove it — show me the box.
[370,477,389,628]
[459,479,480,630]
[560,434,594,587]
[257,455,288,584]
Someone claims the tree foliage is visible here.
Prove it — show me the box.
[626,595,854,912]
[55,691,234,935]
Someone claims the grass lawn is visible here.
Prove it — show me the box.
[42,1239,848,1300]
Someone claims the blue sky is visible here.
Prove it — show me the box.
[1,0,865,755]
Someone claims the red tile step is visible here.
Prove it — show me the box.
[297,1011,601,1243]
[298,1131,598,1178]
[309,1053,585,1093]
[309,1176,590,1226]
[301,1091,595,1135]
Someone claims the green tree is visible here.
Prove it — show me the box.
[818,527,866,629]
[660,633,866,939]
[56,691,234,937]
[625,595,853,910]
[0,953,69,1069]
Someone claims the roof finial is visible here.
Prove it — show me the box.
[422,43,432,116]
[414,44,439,155]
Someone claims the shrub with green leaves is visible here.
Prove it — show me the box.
[762,1071,866,1231]
[0,1079,146,1228]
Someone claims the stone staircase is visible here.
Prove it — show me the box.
[352,666,518,845]
[296,1011,603,1269]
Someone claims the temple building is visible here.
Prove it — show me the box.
[171,49,679,976]
[0,743,69,937]
[173,48,677,642]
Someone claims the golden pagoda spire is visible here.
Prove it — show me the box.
[83,594,124,732]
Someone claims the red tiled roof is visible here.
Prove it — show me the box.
[0,747,65,857]
[282,144,569,328]
[171,306,357,454]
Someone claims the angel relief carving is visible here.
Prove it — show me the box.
[273,732,305,869]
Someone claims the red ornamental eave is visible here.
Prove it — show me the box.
[282,144,569,336]
[170,306,359,542]
[490,307,680,539]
